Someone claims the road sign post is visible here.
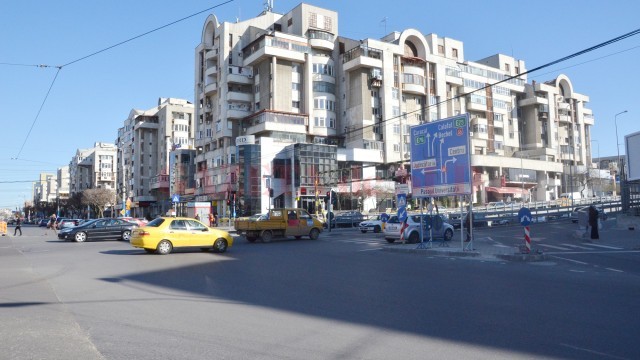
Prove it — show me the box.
[518,207,532,253]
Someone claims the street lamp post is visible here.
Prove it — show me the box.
[614,110,628,196]
[591,139,600,197]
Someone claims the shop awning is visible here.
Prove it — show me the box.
[485,186,529,195]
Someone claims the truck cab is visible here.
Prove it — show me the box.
[234,208,324,242]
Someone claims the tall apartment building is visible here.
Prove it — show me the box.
[56,165,70,202]
[33,172,57,206]
[68,142,117,195]
[193,2,596,214]
[116,97,195,218]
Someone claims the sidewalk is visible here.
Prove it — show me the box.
[381,215,639,262]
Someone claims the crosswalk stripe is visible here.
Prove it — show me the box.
[583,243,623,250]
[538,244,571,250]
[560,243,594,250]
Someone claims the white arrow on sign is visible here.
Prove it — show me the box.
[520,215,531,224]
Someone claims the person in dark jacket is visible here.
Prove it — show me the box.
[464,210,473,242]
[13,216,22,236]
[588,205,599,239]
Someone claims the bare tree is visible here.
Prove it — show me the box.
[82,188,116,218]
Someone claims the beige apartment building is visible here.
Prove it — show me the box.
[115,98,195,218]
[68,142,117,196]
[192,2,596,214]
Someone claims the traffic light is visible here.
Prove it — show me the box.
[330,190,337,205]
[269,188,274,197]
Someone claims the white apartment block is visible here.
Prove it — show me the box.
[116,97,195,218]
[56,165,70,201]
[33,172,57,205]
[193,2,596,214]
[68,142,117,195]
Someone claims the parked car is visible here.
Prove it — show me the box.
[384,214,454,243]
[334,211,364,227]
[130,217,233,255]
[570,205,606,223]
[38,219,49,227]
[57,218,138,242]
[358,214,386,233]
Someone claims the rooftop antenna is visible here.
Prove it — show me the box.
[264,0,273,12]
[380,17,388,35]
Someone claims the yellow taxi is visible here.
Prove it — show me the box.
[130,217,233,255]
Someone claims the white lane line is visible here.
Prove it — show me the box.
[358,248,382,252]
[538,243,571,250]
[584,243,623,250]
[549,255,589,265]
[606,267,624,273]
[545,250,640,255]
[560,243,594,250]
[559,343,628,359]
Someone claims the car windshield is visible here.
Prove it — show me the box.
[146,218,165,227]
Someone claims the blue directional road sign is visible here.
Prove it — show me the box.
[410,114,471,198]
[397,207,407,222]
[518,207,532,226]
[380,213,390,222]
[172,194,180,203]
[396,193,407,208]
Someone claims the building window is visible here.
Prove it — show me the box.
[393,123,400,134]
[452,48,458,58]
[505,63,510,72]
[288,18,293,27]
[438,45,444,54]
[393,144,400,152]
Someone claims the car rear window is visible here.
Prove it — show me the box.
[146,218,165,227]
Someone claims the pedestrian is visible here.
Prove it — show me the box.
[13,216,22,236]
[208,213,214,227]
[213,211,219,227]
[588,205,599,240]
[46,214,57,235]
[195,213,200,221]
[464,209,473,242]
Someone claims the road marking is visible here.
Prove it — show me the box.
[583,243,623,250]
[358,248,382,252]
[545,250,640,255]
[549,255,589,265]
[538,243,571,250]
[559,343,628,359]
[605,267,624,273]
[560,243,594,250]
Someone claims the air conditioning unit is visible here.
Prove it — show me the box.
[248,74,253,79]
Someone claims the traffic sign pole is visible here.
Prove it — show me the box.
[524,226,531,253]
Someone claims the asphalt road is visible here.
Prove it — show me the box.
[1,223,639,359]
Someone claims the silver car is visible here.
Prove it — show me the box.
[384,214,454,243]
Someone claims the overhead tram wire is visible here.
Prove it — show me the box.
[11,0,235,160]
[342,27,640,139]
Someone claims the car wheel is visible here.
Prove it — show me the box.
[246,237,257,243]
[156,240,173,255]
[144,249,155,254]
[74,232,87,243]
[212,238,228,253]
[121,230,131,241]
[309,228,320,240]
[360,230,367,233]
[408,232,419,244]
[373,225,381,233]
[444,229,453,241]
[385,237,396,244]
[261,230,273,243]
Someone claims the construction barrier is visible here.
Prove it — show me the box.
[0,221,6,236]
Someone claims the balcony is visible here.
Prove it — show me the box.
[204,81,217,95]
[401,82,425,95]
[243,35,309,66]
[307,29,334,51]
[558,114,571,123]
[227,91,252,102]
[242,111,307,136]
[205,46,219,61]
[150,174,169,190]
[228,65,253,84]
[342,45,383,72]
[226,102,251,119]
[518,96,548,107]
[205,65,218,77]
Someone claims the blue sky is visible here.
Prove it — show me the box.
[1,0,639,210]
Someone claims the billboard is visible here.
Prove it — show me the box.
[625,131,640,182]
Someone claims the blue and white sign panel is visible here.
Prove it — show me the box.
[518,207,532,226]
[172,194,180,203]
[410,114,472,198]
[397,207,407,222]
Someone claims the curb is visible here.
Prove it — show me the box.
[382,246,480,257]
[496,253,547,262]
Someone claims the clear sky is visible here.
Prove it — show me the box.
[1,0,638,210]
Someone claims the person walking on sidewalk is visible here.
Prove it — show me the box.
[588,205,599,239]
[45,214,57,235]
[13,216,22,236]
